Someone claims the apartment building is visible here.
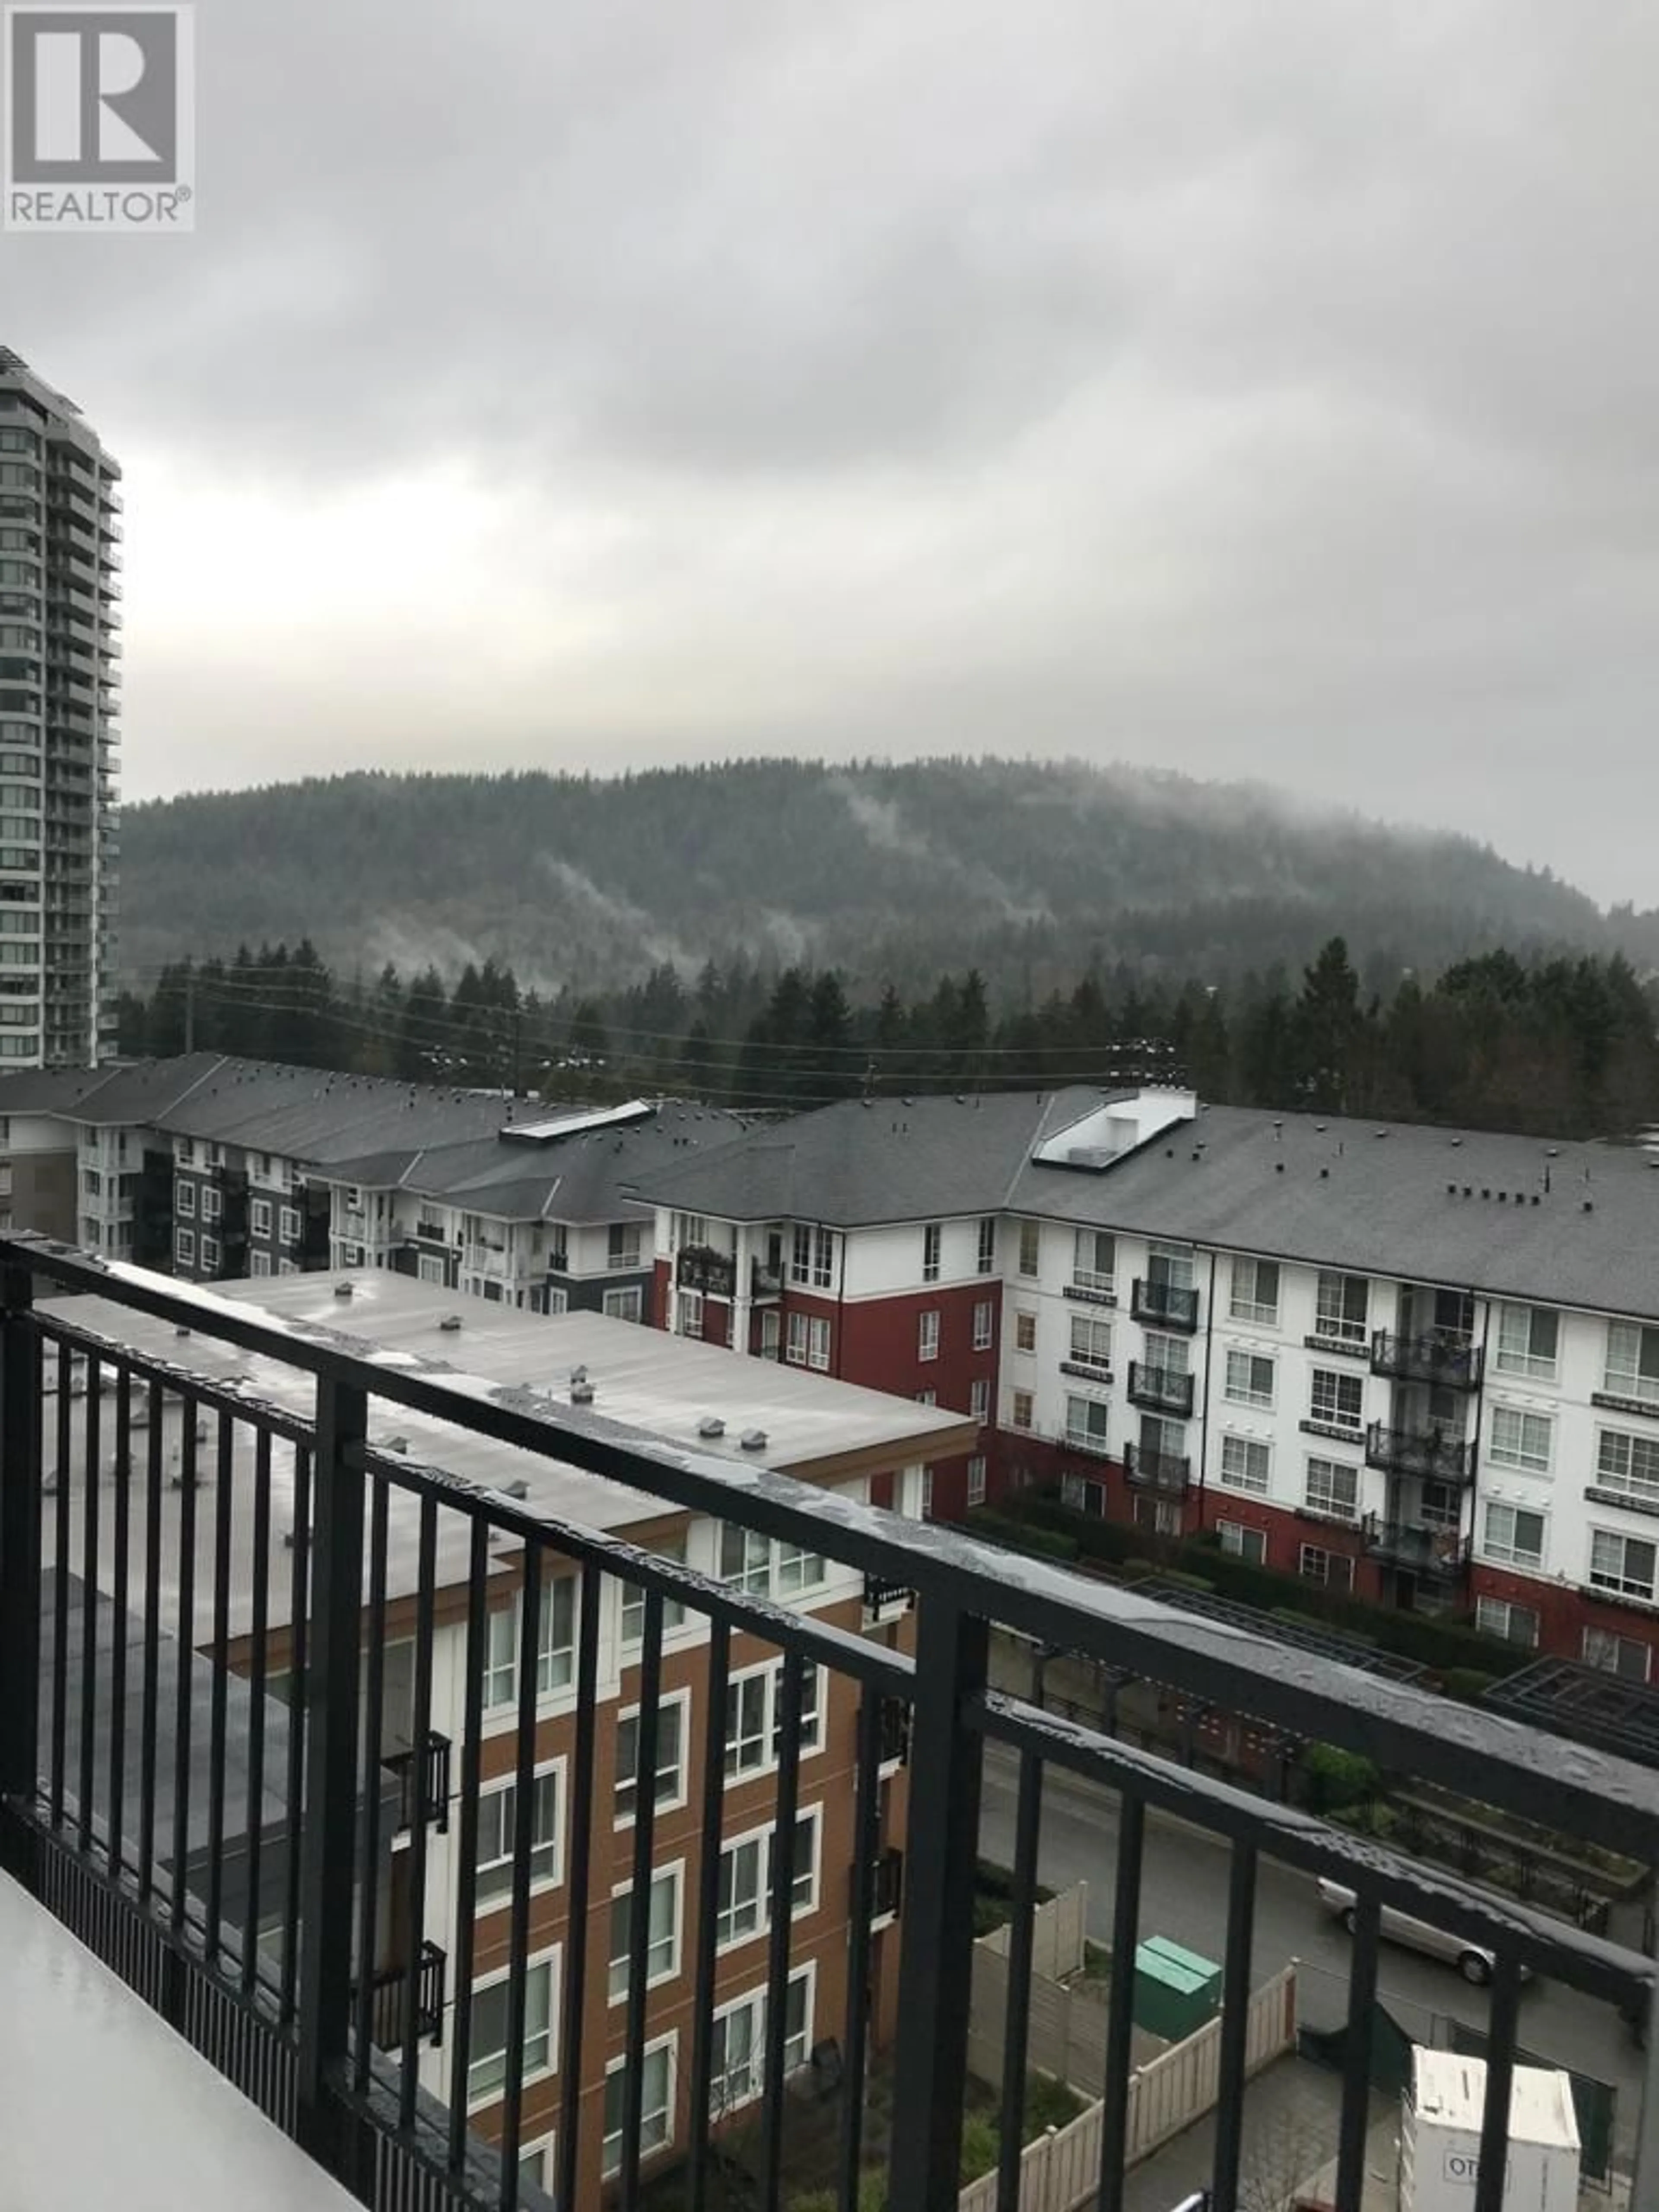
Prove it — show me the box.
[0,347,121,1067]
[637,1087,1659,1681]
[53,1271,962,2205]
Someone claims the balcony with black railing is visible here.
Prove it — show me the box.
[1370,1328,1484,1391]
[1361,1515,1473,1583]
[1130,1277,1200,1333]
[0,1234,1655,2212]
[384,1728,452,1834]
[1364,1417,1477,1485]
[1126,1359,1196,1418]
[676,1243,737,1298]
[1122,1440,1191,1494]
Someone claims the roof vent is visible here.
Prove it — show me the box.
[1531,1194,1541,1206]
[1513,1191,1526,1205]
[1276,1162,1285,1174]
[1481,1189,1491,1201]
[740,1428,768,1452]
[334,1280,353,1298]
[503,1478,530,1501]
[175,1326,191,1339]
[1319,1166,1329,1179]
[384,1435,409,1454]
[1583,1199,1595,1214]
[1446,1182,1457,1195]
[439,1313,463,1332]
[698,1416,726,1439]
[570,1371,594,1405]
[1451,1137,1462,1148]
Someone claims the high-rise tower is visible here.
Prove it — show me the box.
[0,347,120,1068]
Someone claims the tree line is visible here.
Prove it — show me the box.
[116,937,1659,1141]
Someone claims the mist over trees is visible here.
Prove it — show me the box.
[116,935,1659,1142]
[117,757,1649,1002]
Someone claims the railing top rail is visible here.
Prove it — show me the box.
[6,1234,1659,1859]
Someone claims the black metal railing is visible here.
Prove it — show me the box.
[1127,1360,1196,1417]
[863,1570,911,1618]
[0,1234,1654,2212]
[384,1729,452,1834]
[878,1697,911,1768]
[360,1940,447,2050]
[677,1244,736,1298]
[1371,1329,1484,1391]
[1123,1441,1191,1494]
[1361,1516,1472,1580]
[1131,1277,1200,1332]
[1364,1419,1477,1485]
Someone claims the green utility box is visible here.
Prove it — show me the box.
[1131,1936,1222,2043]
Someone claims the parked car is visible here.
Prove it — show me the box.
[1316,1878,1532,1987]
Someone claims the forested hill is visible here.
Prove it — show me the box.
[119,757,1617,996]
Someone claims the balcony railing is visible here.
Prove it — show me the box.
[676,1243,736,1298]
[1370,1328,1484,1390]
[1123,1440,1191,1494]
[1363,1419,1477,1485]
[0,1233,1654,2212]
[383,1729,452,1834]
[1131,1276,1200,1332]
[359,1940,447,2050]
[1361,1516,1472,1582]
[1126,1360,1195,1417]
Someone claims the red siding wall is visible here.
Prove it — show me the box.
[1468,1563,1659,1673]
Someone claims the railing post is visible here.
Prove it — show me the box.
[295,1375,369,2172]
[0,1258,41,1884]
[887,1593,989,2212]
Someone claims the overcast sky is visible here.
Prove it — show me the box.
[6,0,1656,901]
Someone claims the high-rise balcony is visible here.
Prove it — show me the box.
[1361,1516,1472,1584]
[1370,1329,1484,1391]
[1363,1419,1477,1485]
[1126,1359,1196,1417]
[0,1236,1653,2212]
[1131,1277,1201,1332]
[1122,1439,1191,1494]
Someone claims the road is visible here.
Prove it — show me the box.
[979,1739,1644,2161]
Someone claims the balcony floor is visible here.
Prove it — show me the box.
[0,1874,358,2212]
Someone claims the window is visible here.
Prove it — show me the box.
[607,1223,642,1270]
[1476,1596,1540,1649]
[720,1525,772,1596]
[967,1454,987,1506]
[922,1223,941,1283]
[621,1535,689,1646]
[1224,1350,1274,1410]
[1073,1229,1115,1293]
[1304,1457,1359,1521]
[1061,1472,1103,1516]
[608,1867,681,2001]
[250,1252,273,1278]
[201,1184,222,1223]
[786,1311,808,1365]
[674,1212,708,1250]
[1218,1522,1266,1564]
[1482,1502,1546,1570]
[790,1225,834,1289]
[1489,1406,1553,1475]
[1309,1368,1363,1431]
[1230,1258,1280,1327]
[674,1290,703,1339]
[417,1254,445,1286]
[716,1813,820,1948]
[1589,1529,1658,1603]
[279,1205,300,1244]
[1583,1627,1652,1681]
[1605,1322,1659,1406]
[1314,1272,1368,1345]
[1495,1303,1560,1382]
[920,1467,934,1519]
[1595,1430,1659,1506]
[914,1389,937,1408]
[1065,1396,1110,1453]
[724,1662,821,1779]
[603,1286,644,1323]
[1068,1314,1112,1371]
[1018,1221,1040,1278]
[1014,1311,1037,1354]
[475,1767,563,1902]
[918,1310,940,1363]
[976,1218,996,1275]
[965,1379,988,1425]
[1299,1545,1354,1590]
[615,1693,689,1821]
[484,1576,578,1710]
[973,1299,994,1351]
[603,2038,674,2177]
[709,1974,811,2118]
[174,1227,195,1268]
[469,1957,556,2105]
[175,1180,196,1219]
[785,1312,830,1371]
[1219,1436,1270,1495]
[250,1197,272,1238]
[1011,1389,1033,1430]
[200,1236,220,1274]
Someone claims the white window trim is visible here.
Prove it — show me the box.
[474,1757,567,1906]
[715,1805,824,1956]
[483,1578,580,1719]
[1481,1501,1548,1571]
[466,1945,561,2112]
[708,1962,816,2120]
[967,1454,987,1506]
[972,1299,995,1351]
[602,2031,677,2178]
[1589,1527,1659,1605]
[1488,1404,1555,1476]
[175,1228,195,1266]
[607,1859,685,2005]
[1218,1434,1271,1495]
[614,1687,693,1827]
[175,1180,196,1219]
[279,1204,301,1243]
[724,1658,823,1783]
[250,1196,273,1237]
[1229,1257,1281,1328]
[918,1310,940,1363]
[1223,1348,1276,1411]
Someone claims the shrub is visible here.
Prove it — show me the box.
[1302,1742,1379,1814]
[959,2114,1000,2184]
[1440,1667,1500,1704]
[1026,2072,1085,2135]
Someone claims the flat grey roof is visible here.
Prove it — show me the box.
[46,1270,974,1639]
